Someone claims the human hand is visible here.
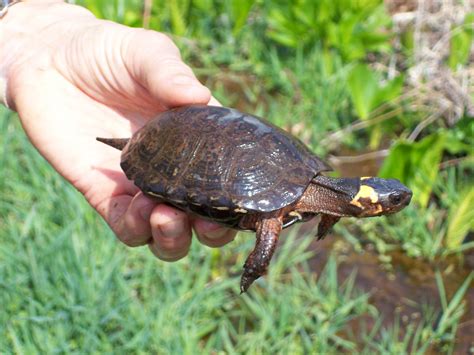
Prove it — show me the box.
[0,0,236,260]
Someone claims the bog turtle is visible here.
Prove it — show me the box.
[97,105,412,292]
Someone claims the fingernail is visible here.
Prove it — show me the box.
[172,75,200,86]
[159,220,185,239]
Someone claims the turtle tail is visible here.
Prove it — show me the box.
[96,137,129,151]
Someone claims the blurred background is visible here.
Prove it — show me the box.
[0,0,472,353]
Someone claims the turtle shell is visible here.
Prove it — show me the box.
[120,105,331,226]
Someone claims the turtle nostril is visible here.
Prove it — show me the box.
[389,193,402,205]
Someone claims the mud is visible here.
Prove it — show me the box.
[300,225,474,353]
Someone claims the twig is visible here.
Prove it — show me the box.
[439,157,474,170]
[369,87,418,117]
[320,107,404,147]
[328,150,389,164]
[407,110,445,142]
[143,0,152,29]
[432,23,474,56]
[319,86,424,148]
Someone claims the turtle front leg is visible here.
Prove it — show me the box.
[241,217,282,293]
[316,214,340,240]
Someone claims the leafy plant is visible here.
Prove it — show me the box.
[230,0,255,36]
[347,63,404,120]
[379,133,446,208]
[445,187,474,249]
[266,0,392,61]
[74,0,142,26]
[448,12,474,69]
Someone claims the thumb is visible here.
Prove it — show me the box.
[124,30,211,109]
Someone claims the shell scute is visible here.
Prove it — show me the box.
[120,105,331,220]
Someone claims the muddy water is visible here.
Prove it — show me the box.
[297,222,474,353]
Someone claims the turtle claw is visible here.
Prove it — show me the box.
[240,268,260,293]
[239,217,282,293]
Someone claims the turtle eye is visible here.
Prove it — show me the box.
[389,193,402,205]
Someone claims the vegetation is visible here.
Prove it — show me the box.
[1,0,472,352]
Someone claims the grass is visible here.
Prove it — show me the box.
[0,111,371,352]
[361,272,473,354]
[1,106,472,353]
[0,111,366,352]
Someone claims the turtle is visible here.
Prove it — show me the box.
[97,105,412,292]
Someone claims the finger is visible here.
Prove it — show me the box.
[149,204,192,261]
[193,219,237,248]
[208,96,221,106]
[124,30,211,109]
[110,192,155,247]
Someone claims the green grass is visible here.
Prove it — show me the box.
[1,107,472,353]
[0,110,370,353]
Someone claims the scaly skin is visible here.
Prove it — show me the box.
[240,176,411,292]
[241,217,282,293]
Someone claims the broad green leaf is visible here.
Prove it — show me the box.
[446,188,474,249]
[266,30,298,47]
[321,49,336,75]
[344,38,367,61]
[449,13,474,69]
[294,5,316,27]
[378,141,412,182]
[444,129,473,154]
[407,133,446,208]
[347,64,378,119]
[231,0,254,36]
[369,124,383,150]
[401,29,415,55]
[193,0,214,12]
[372,75,404,109]
[449,31,472,69]
[347,65,402,121]
[379,133,447,208]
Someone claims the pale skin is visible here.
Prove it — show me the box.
[0,0,236,260]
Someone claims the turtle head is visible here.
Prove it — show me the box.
[350,177,412,217]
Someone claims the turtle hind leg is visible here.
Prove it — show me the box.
[240,217,282,293]
[316,214,341,240]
